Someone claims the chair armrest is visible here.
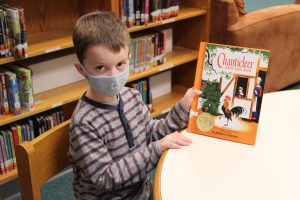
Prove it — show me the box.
[226,4,300,92]
[228,5,300,33]
[210,0,239,43]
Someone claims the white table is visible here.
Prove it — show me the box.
[154,90,300,200]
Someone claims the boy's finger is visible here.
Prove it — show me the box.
[175,139,192,146]
[170,143,182,149]
[178,135,192,143]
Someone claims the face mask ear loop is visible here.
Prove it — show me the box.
[79,62,92,77]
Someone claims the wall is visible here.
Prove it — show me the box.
[245,0,294,12]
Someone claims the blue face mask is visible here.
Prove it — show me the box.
[79,63,129,97]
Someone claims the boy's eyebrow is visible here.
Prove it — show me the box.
[92,57,128,66]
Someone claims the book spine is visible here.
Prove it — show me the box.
[134,0,141,25]
[2,131,13,171]
[6,71,21,115]
[2,9,12,57]
[0,73,10,115]
[17,7,28,57]
[128,0,135,27]
[0,134,8,173]
[8,130,16,167]
[16,125,23,143]
[145,0,149,25]
[0,9,5,58]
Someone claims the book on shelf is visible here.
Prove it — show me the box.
[188,42,270,145]
[0,69,21,115]
[0,3,27,58]
[129,29,167,74]
[0,8,12,58]
[120,0,179,27]
[6,65,34,111]
[0,108,65,175]
[0,72,10,115]
[127,77,152,111]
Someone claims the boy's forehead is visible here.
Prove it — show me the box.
[85,44,129,64]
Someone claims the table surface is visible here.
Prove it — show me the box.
[154,90,300,200]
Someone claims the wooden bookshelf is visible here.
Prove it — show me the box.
[0,45,197,126]
[0,169,18,185]
[0,6,205,65]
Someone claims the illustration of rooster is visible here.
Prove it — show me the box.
[220,95,245,126]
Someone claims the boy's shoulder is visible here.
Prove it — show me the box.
[71,99,93,126]
[120,86,141,101]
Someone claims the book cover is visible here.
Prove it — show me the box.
[1,69,21,115]
[7,65,35,111]
[0,72,10,115]
[188,42,270,145]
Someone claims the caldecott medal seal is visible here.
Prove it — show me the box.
[196,112,214,132]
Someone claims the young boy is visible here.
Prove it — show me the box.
[69,11,201,200]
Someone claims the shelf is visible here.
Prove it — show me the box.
[0,169,18,185]
[0,6,205,65]
[152,85,187,118]
[128,7,207,33]
[0,30,73,65]
[0,45,197,126]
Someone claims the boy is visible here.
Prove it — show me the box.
[69,11,201,199]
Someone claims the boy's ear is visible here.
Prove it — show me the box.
[74,61,86,77]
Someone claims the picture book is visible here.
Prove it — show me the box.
[188,42,270,145]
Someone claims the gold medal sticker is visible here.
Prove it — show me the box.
[196,113,214,132]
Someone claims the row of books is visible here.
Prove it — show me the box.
[0,64,34,116]
[127,78,152,111]
[120,0,180,27]
[129,29,168,74]
[0,4,28,58]
[0,108,65,175]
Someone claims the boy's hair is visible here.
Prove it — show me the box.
[73,11,130,63]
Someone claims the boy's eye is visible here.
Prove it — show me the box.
[95,66,104,71]
[117,62,127,69]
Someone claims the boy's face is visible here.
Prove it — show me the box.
[75,44,129,77]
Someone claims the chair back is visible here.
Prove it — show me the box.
[16,119,71,200]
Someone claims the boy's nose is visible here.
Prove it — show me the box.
[109,67,119,76]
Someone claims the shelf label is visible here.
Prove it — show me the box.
[160,65,174,72]
[45,47,61,53]
[162,18,175,24]
[52,102,63,108]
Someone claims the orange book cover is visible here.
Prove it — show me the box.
[188,42,270,145]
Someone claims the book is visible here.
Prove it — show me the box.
[0,72,10,115]
[1,69,21,115]
[188,42,270,145]
[7,65,35,111]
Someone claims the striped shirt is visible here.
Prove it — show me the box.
[68,87,189,199]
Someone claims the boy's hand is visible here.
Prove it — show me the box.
[181,88,202,109]
[159,131,192,152]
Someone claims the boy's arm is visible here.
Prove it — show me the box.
[143,98,190,142]
[69,123,162,190]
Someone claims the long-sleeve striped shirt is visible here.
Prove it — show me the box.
[68,87,189,199]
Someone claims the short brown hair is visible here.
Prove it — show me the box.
[73,11,130,63]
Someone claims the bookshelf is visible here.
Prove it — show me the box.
[0,0,211,184]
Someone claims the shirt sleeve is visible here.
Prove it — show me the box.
[69,123,162,191]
